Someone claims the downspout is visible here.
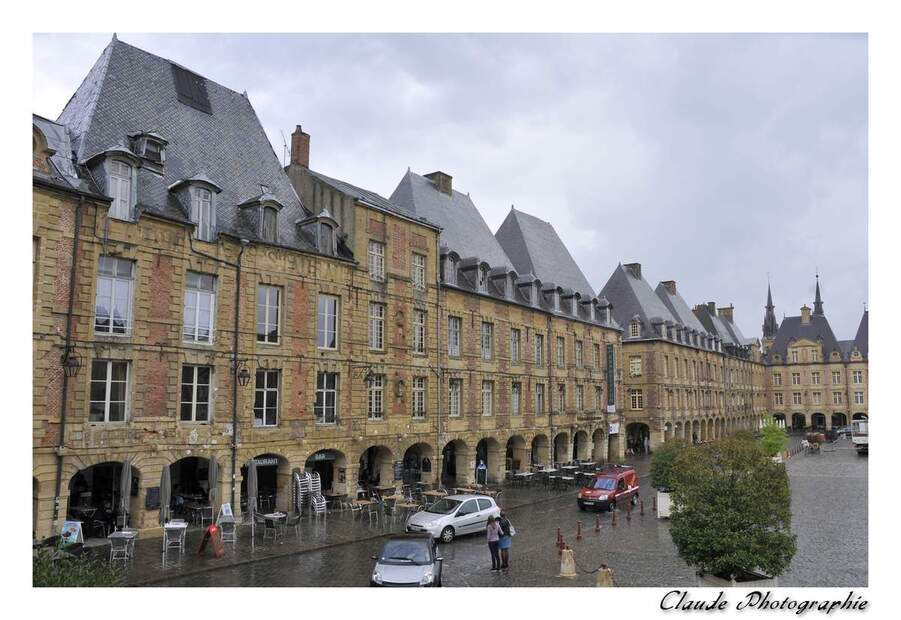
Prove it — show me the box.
[547,313,555,465]
[52,195,84,528]
[435,238,442,483]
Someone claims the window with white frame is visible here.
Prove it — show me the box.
[180,365,212,422]
[536,383,545,413]
[630,389,643,410]
[511,382,521,415]
[775,392,784,405]
[791,372,801,385]
[629,320,641,338]
[481,322,493,360]
[191,187,214,241]
[317,294,339,349]
[556,336,565,368]
[793,392,802,405]
[261,207,278,243]
[629,356,642,376]
[595,386,603,410]
[593,343,600,368]
[412,376,426,418]
[791,350,798,363]
[812,371,821,385]
[478,267,487,292]
[575,340,583,368]
[315,372,338,424]
[481,380,494,416]
[443,257,457,285]
[89,360,128,422]
[576,385,584,410]
[811,349,820,362]
[256,285,280,343]
[853,370,863,384]
[832,391,843,405]
[510,329,521,362]
[812,391,821,405]
[773,372,782,386]
[535,334,545,365]
[95,256,134,335]
[557,383,566,412]
[413,309,427,354]
[411,253,426,289]
[108,160,133,220]
[254,369,279,427]
[448,379,462,417]
[448,316,461,356]
[832,371,841,385]
[368,240,385,281]
[368,374,384,420]
[854,391,864,404]
[183,271,216,343]
[368,303,385,351]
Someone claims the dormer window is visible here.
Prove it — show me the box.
[553,292,560,312]
[108,160,134,220]
[629,320,641,338]
[192,187,214,241]
[316,221,333,253]
[443,257,457,285]
[130,132,168,166]
[478,267,487,292]
[605,307,611,323]
[260,206,278,243]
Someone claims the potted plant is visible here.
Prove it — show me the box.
[649,438,688,519]
[759,420,790,463]
[669,438,797,587]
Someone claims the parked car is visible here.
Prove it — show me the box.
[370,534,443,587]
[405,494,500,542]
[577,465,640,511]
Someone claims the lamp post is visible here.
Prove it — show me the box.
[60,345,82,378]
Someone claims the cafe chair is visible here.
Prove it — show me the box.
[284,512,301,539]
[109,537,131,564]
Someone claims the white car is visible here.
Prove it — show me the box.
[405,494,501,543]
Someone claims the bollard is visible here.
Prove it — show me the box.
[626,503,632,521]
[556,527,562,547]
[640,500,645,516]
[576,521,583,541]
[594,514,601,533]
[652,495,657,512]
[611,510,617,526]
[558,537,566,555]
[559,545,577,578]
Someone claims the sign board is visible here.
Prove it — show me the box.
[606,405,616,414]
[219,502,234,518]
[421,457,432,473]
[60,521,83,546]
[308,452,336,462]
[608,422,620,435]
[254,457,278,467]
[393,460,404,481]
[606,344,616,406]
[145,486,161,510]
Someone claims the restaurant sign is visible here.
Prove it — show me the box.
[393,460,404,481]
[254,457,279,466]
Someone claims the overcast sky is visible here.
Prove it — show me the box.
[33,33,867,339]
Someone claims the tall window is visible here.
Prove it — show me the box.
[775,392,784,405]
[536,383,545,413]
[448,379,462,417]
[629,320,641,338]
[510,329,521,362]
[832,371,841,385]
[791,350,798,363]
[791,372,801,385]
[793,392,802,405]
[535,334,545,365]
[411,253,426,289]
[413,309,427,354]
[481,381,493,416]
[773,372,782,386]
[478,267,487,292]
[448,316,461,356]
[368,303,385,351]
[94,256,134,335]
[367,374,384,420]
[812,371,820,385]
[593,343,600,368]
[192,187,214,241]
[511,383,521,415]
[89,360,128,422]
[853,371,863,384]
[317,222,333,254]
[630,389,643,410]
[812,392,821,405]
[854,391,864,404]
[368,241,385,281]
[443,257,457,285]
[315,372,338,424]
[595,386,603,410]
[557,384,566,412]
[108,160,133,220]
[832,392,843,405]
[256,285,280,343]
[629,356,642,376]
[576,385,584,410]
[575,340,583,368]
[412,376,426,418]
[556,336,565,368]
[317,294,339,349]
[254,369,279,427]
[481,322,493,360]
[180,365,211,422]
[183,272,216,343]
[261,206,278,243]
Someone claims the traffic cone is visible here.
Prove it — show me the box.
[559,545,577,578]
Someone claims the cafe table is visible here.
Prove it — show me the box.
[263,512,287,540]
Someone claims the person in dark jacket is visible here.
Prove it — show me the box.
[486,515,502,571]
[497,511,513,569]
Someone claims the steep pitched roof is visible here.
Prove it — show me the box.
[853,310,868,359]
[389,170,512,268]
[764,314,842,363]
[495,207,595,298]
[32,114,102,196]
[56,37,314,250]
[599,264,677,340]
[654,283,708,334]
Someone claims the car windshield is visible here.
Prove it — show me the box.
[379,539,432,565]
[592,477,616,491]
[426,498,462,515]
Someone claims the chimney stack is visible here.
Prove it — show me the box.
[624,263,642,279]
[707,302,716,315]
[800,304,811,325]
[661,280,677,295]
[425,171,453,196]
[718,304,734,323]
[290,125,310,168]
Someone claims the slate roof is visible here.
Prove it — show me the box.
[693,306,740,347]
[599,264,678,339]
[389,170,512,268]
[853,310,868,359]
[32,114,103,196]
[495,207,595,299]
[654,283,708,335]
[763,314,843,363]
[55,36,317,251]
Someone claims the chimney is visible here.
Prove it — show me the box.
[290,125,310,168]
[718,304,734,323]
[425,171,453,196]
[800,304,811,325]
[707,302,716,315]
[661,280,677,295]
[624,263,642,279]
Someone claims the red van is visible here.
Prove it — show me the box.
[577,465,640,511]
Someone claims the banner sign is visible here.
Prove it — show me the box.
[609,422,620,435]
[606,344,616,407]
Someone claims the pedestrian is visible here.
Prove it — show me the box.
[596,563,616,587]
[497,511,514,569]
[643,436,650,455]
[486,515,502,571]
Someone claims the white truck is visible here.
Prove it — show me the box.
[851,420,868,454]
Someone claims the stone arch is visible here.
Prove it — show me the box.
[358,445,395,490]
[475,437,503,484]
[553,431,570,464]
[591,427,607,462]
[505,435,528,473]
[66,460,142,538]
[402,442,435,485]
[304,448,348,495]
[441,439,470,487]
[852,412,868,421]
[626,422,650,454]
[242,452,292,512]
[691,419,701,443]
[791,412,807,431]
[573,430,590,461]
[531,434,549,468]
[810,413,826,430]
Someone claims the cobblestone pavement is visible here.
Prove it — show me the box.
[123,438,866,587]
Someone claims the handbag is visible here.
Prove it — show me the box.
[509,523,516,537]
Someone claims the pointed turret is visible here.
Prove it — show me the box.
[762,282,779,341]
[813,274,824,316]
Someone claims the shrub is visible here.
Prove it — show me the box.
[669,438,797,580]
[650,438,689,491]
[33,547,124,587]
[759,420,790,457]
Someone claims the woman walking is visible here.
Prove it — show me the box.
[486,515,502,571]
[497,511,513,569]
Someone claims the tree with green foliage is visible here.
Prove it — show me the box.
[732,429,756,443]
[650,438,689,491]
[759,420,790,457]
[669,438,797,580]
[33,547,124,587]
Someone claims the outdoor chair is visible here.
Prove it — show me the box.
[311,495,327,519]
[284,512,301,539]
[365,501,380,525]
[261,517,279,541]
[109,536,131,563]
[163,526,185,554]
[197,505,213,528]
[219,518,237,545]
[347,499,363,517]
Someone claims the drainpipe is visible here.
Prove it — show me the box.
[52,195,84,529]
[434,238,442,484]
[547,314,555,465]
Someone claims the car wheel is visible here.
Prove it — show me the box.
[440,526,455,543]
[609,500,616,512]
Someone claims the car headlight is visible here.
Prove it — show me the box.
[420,570,434,585]
[372,571,383,585]
[599,494,608,500]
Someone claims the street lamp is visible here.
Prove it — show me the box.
[60,345,82,378]
[233,360,252,387]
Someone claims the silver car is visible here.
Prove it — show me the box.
[370,535,443,587]
[405,494,501,543]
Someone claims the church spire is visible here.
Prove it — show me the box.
[762,281,779,340]
[813,273,824,316]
